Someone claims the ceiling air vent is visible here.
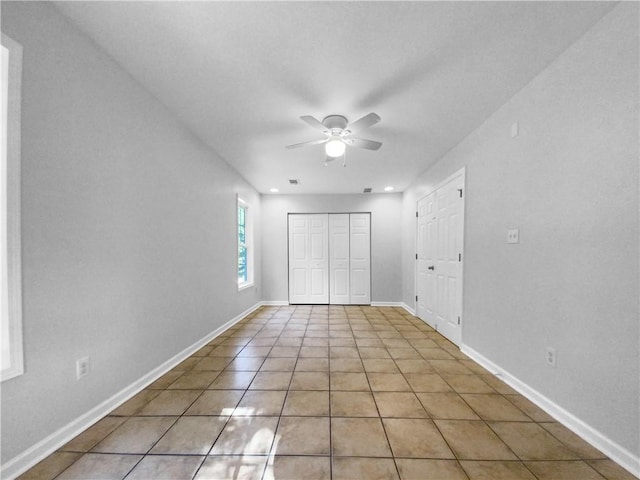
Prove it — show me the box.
[289,179,299,185]
[363,187,372,193]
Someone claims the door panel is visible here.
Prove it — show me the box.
[310,232,325,260]
[289,215,309,303]
[292,268,306,296]
[334,270,349,295]
[292,234,306,260]
[350,269,367,297]
[288,214,329,304]
[310,268,326,295]
[329,214,350,304]
[350,213,371,304]
[417,193,436,328]
[435,178,463,345]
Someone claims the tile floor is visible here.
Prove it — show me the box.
[18,305,638,480]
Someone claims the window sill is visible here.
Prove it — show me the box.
[238,282,254,292]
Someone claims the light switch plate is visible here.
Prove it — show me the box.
[510,120,519,138]
[507,228,519,244]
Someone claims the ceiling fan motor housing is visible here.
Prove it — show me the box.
[322,115,348,131]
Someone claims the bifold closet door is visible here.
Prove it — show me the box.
[289,213,370,305]
[329,214,350,304]
[288,214,329,304]
[349,213,371,304]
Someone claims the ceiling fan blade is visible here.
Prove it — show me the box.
[345,137,382,151]
[346,112,381,134]
[300,115,330,133]
[286,138,329,149]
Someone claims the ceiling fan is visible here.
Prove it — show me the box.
[286,113,382,166]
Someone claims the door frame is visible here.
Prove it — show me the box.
[414,167,466,343]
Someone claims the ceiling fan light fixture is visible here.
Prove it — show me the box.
[325,137,346,158]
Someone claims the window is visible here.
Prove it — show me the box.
[1,34,23,382]
[237,196,253,290]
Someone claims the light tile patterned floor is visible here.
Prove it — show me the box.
[18,305,638,480]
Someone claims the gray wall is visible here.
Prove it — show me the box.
[1,2,261,463]
[402,4,639,456]
[261,194,402,303]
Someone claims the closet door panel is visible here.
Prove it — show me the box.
[288,214,329,304]
[350,213,371,305]
[330,214,350,304]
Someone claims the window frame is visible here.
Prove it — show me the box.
[1,34,24,382]
[237,196,253,291]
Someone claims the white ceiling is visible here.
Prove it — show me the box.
[54,1,613,194]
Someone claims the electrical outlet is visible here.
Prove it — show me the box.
[545,347,556,368]
[507,228,519,244]
[76,357,90,380]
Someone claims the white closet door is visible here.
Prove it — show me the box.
[329,214,350,304]
[288,215,310,304]
[308,214,329,303]
[349,213,371,305]
[288,214,329,304]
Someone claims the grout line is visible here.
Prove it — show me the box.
[354,314,403,480]
[326,307,334,480]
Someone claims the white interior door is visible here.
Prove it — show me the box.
[329,214,350,304]
[416,193,436,328]
[288,214,329,304]
[416,171,464,345]
[434,178,463,345]
[349,213,371,305]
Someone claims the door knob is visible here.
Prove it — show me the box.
[428,266,435,270]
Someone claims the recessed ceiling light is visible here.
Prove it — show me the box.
[270,188,279,193]
[384,186,394,191]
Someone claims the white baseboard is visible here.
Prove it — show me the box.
[1,302,262,480]
[401,303,416,316]
[371,302,417,316]
[263,301,410,308]
[371,301,403,307]
[261,301,414,312]
[461,344,640,479]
